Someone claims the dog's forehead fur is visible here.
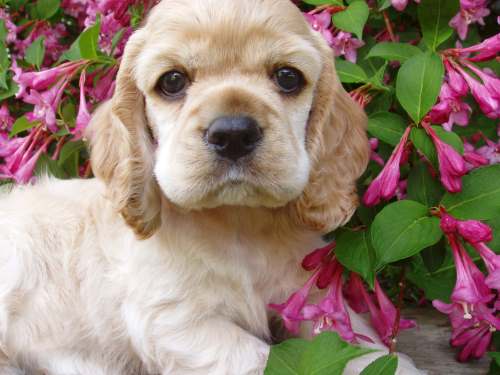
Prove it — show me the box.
[147,0,311,38]
[135,0,322,94]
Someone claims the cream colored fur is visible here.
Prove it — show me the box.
[0,0,423,374]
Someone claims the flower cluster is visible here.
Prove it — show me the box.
[0,1,157,184]
[433,211,500,361]
[270,243,416,346]
[431,35,500,131]
[304,8,364,63]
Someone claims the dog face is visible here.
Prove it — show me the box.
[88,0,370,238]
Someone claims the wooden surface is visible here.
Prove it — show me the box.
[397,307,490,375]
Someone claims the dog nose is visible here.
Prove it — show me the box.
[206,116,262,161]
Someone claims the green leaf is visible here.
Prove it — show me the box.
[366,61,389,91]
[371,200,443,266]
[407,161,445,207]
[377,0,391,10]
[9,0,30,11]
[36,0,61,20]
[79,19,101,59]
[0,20,7,43]
[35,153,68,179]
[407,254,455,302]
[58,141,85,166]
[25,36,45,69]
[335,59,367,83]
[366,42,421,63]
[489,352,500,366]
[298,332,375,375]
[265,333,375,375]
[420,239,447,273]
[336,229,375,286]
[0,80,19,100]
[396,52,444,124]
[264,338,309,375]
[360,354,398,375]
[9,116,39,137]
[441,165,500,221]
[418,0,459,51]
[332,0,369,39]
[62,18,101,61]
[302,0,344,5]
[410,126,464,168]
[367,112,407,146]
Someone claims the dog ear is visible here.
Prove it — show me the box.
[87,31,161,239]
[290,45,370,234]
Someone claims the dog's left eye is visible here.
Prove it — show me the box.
[157,70,189,98]
[273,67,304,94]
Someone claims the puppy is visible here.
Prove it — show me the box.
[0,0,422,374]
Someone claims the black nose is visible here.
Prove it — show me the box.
[206,116,262,161]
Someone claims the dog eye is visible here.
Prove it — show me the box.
[157,70,189,97]
[273,67,304,94]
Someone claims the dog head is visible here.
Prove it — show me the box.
[88,0,370,238]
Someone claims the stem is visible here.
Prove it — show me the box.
[389,266,406,353]
[83,160,92,178]
[308,5,345,15]
[51,136,66,161]
[383,11,397,42]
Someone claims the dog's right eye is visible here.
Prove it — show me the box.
[157,70,189,98]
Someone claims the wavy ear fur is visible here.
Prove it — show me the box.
[87,31,161,239]
[291,44,370,233]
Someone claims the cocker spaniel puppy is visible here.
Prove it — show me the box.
[0,0,422,374]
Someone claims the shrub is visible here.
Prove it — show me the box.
[0,0,499,373]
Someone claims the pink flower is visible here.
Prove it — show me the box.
[449,0,490,40]
[331,31,365,63]
[444,60,468,97]
[23,77,69,133]
[0,128,52,184]
[472,242,500,290]
[459,33,500,62]
[358,277,416,346]
[13,60,86,99]
[88,66,118,101]
[301,243,335,271]
[0,104,14,132]
[422,123,467,193]
[0,134,24,158]
[391,0,420,12]
[433,300,500,361]
[369,138,385,166]
[449,235,492,305]
[464,63,500,101]
[303,262,362,343]
[0,9,18,44]
[304,10,334,46]
[344,273,369,314]
[456,219,493,244]
[476,138,500,165]
[73,70,91,140]
[463,142,489,171]
[14,22,68,64]
[431,231,496,362]
[460,70,499,119]
[269,270,320,334]
[429,83,471,131]
[363,126,411,206]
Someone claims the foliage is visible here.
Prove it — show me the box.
[0,0,499,373]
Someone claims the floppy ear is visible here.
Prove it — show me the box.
[87,31,161,239]
[291,46,370,234]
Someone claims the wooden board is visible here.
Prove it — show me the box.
[397,308,490,375]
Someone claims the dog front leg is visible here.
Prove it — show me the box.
[128,314,270,375]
